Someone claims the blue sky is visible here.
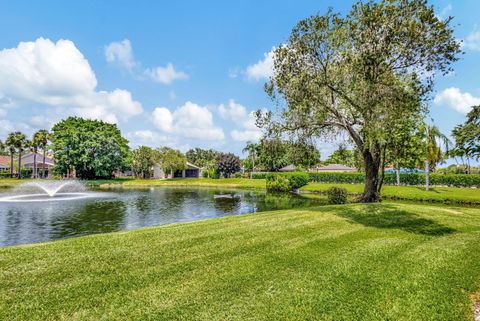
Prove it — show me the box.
[0,0,479,163]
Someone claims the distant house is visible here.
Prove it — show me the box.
[0,156,10,171]
[153,162,201,179]
[279,164,296,172]
[311,164,356,172]
[21,152,55,177]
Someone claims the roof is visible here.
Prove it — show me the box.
[279,164,296,172]
[0,155,10,167]
[316,164,356,171]
[186,162,200,169]
[21,152,55,165]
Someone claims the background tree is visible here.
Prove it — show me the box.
[131,146,157,178]
[11,132,28,179]
[259,0,459,202]
[185,148,219,168]
[288,140,320,168]
[424,124,450,190]
[0,140,6,156]
[33,129,50,178]
[51,117,129,179]
[242,141,260,177]
[157,147,186,177]
[5,133,18,178]
[216,153,240,178]
[451,105,480,170]
[325,144,356,167]
[257,138,290,171]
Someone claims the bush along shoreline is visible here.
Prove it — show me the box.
[253,172,480,188]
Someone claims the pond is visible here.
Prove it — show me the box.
[0,187,325,246]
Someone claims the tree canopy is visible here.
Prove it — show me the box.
[258,0,460,202]
[131,146,157,178]
[451,106,480,163]
[51,117,130,179]
[157,147,186,176]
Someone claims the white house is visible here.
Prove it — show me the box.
[153,162,201,179]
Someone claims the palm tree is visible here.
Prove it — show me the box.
[242,141,259,179]
[33,130,50,178]
[5,133,17,178]
[11,132,28,179]
[424,124,451,191]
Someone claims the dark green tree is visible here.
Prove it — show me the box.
[51,117,130,179]
[185,148,219,167]
[257,138,290,171]
[258,0,460,202]
[216,153,240,178]
[288,140,320,168]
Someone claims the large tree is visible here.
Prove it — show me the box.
[258,0,460,202]
[256,137,290,171]
[51,117,130,179]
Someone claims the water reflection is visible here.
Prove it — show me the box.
[0,187,323,246]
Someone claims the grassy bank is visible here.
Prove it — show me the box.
[1,203,480,320]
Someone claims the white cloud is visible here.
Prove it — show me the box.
[246,48,274,81]
[218,99,262,142]
[152,101,224,141]
[145,63,188,84]
[462,28,480,51]
[104,39,136,70]
[219,99,247,120]
[0,38,143,123]
[434,87,480,113]
[437,4,452,20]
[126,130,171,148]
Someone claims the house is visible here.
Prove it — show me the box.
[0,156,10,171]
[21,152,55,177]
[279,164,296,172]
[153,162,201,179]
[311,164,356,172]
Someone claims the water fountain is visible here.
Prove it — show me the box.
[0,180,99,202]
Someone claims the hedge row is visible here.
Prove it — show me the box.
[0,169,33,179]
[252,171,480,187]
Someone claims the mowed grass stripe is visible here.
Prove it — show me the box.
[1,203,480,320]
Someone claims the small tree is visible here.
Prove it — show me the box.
[157,147,186,177]
[216,153,240,178]
[451,106,480,171]
[131,146,157,178]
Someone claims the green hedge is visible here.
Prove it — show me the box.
[253,171,480,187]
[0,169,33,179]
[266,173,310,192]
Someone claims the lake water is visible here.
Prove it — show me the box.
[0,187,324,246]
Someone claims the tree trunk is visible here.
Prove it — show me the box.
[33,149,37,179]
[425,160,430,191]
[360,149,381,202]
[17,152,22,179]
[10,153,14,178]
[42,150,46,178]
[395,165,400,186]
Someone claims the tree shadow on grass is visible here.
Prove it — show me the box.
[335,204,456,236]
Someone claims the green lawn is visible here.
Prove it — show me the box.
[1,203,480,320]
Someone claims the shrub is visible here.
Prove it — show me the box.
[252,172,269,179]
[266,173,309,192]
[232,172,243,178]
[266,174,291,192]
[327,187,348,204]
[285,173,310,190]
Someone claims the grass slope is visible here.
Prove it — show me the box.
[1,203,480,320]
